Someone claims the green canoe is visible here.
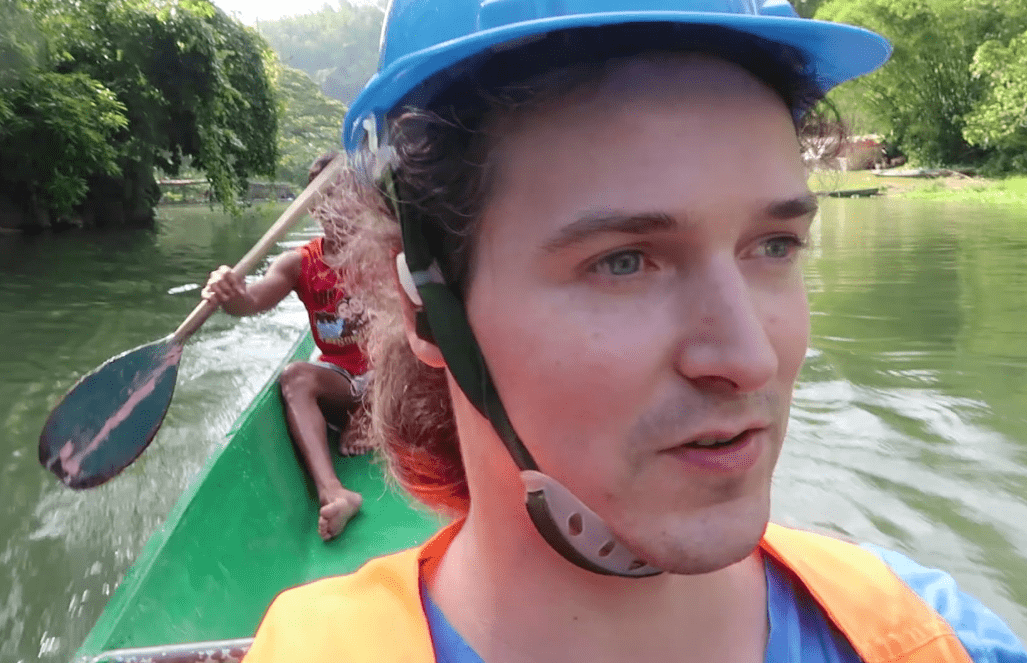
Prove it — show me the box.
[75,332,443,663]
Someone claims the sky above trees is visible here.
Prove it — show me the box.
[215,0,326,24]
[214,0,377,24]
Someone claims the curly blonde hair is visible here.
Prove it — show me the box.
[314,163,471,516]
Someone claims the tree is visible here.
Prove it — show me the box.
[1,72,128,222]
[275,65,348,185]
[0,1,46,132]
[817,0,1027,168]
[0,0,280,229]
[963,31,1027,171]
[793,0,825,19]
[1,1,129,226]
[256,2,384,103]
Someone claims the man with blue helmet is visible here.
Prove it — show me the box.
[244,1,1027,661]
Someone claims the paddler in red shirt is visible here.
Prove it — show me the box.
[202,152,370,541]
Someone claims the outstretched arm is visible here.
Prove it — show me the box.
[202,250,303,317]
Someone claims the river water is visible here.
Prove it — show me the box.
[1,198,1026,661]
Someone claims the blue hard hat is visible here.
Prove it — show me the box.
[343,0,891,150]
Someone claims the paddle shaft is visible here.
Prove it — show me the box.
[171,156,346,344]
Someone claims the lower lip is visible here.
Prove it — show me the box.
[663,429,765,473]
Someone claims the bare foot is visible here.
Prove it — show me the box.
[318,489,362,541]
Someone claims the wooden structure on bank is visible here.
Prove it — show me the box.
[158,179,298,205]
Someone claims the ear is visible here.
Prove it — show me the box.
[396,252,446,369]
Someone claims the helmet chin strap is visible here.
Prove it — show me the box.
[521,471,663,577]
[390,169,662,577]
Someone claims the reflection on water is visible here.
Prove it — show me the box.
[1,197,1026,660]
[777,197,1027,637]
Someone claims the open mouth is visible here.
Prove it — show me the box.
[665,428,765,472]
[684,430,750,450]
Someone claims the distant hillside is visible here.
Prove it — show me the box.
[256,2,384,104]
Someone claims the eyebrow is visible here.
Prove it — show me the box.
[767,194,819,220]
[541,194,819,254]
[541,211,676,253]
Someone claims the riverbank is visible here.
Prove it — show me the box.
[810,171,1027,204]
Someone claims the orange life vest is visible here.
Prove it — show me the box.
[243,521,973,663]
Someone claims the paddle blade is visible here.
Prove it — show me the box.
[39,337,183,489]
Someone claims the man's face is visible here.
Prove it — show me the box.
[460,55,813,575]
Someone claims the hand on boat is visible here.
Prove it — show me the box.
[202,265,250,307]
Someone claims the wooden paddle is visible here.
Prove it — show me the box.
[39,156,346,489]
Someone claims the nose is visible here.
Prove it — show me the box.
[675,253,778,394]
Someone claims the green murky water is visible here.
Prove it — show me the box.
[1,198,1025,661]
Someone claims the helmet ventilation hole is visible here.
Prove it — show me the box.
[597,540,616,557]
[567,512,583,536]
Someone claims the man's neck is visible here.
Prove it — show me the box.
[428,507,769,663]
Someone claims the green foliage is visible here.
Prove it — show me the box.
[275,65,348,184]
[256,2,384,103]
[0,0,47,123]
[792,0,825,19]
[816,0,1027,171]
[963,31,1027,171]
[0,1,44,81]
[0,72,128,216]
[0,0,279,227]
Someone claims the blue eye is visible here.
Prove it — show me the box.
[761,236,805,259]
[597,250,644,276]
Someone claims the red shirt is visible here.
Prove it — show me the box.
[293,238,368,375]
